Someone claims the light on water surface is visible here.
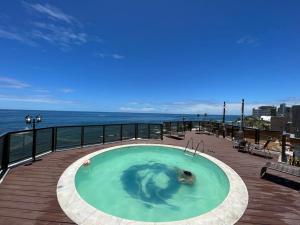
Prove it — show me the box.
[75,146,230,222]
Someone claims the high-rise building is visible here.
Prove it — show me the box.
[291,105,300,135]
[278,103,291,120]
[252,106,277,117]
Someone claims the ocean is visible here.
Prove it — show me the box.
[0,109,239,135]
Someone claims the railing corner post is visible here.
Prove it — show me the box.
[2,133,10,171]
[51,127,57,152]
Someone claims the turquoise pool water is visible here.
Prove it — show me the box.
[75,145,230,222]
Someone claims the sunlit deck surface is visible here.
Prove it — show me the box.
[0,131,299,225]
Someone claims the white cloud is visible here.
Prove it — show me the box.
[120,106,155,112]
[0,2,100,50]
[112,54,124,59]
[0,76,30,89]
[23,2,75,24]
[61,88,75,93]
[0,94,74,104]
[31,22,87,48]
[0,27,36,46]
[119,100,300,115]
[237,36,260,47]
[95,52,125,60]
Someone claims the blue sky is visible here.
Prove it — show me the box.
[0,0,300,114]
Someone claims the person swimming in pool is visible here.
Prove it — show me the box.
[177,169,196,185]
[83,159,91,167]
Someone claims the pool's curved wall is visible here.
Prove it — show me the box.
[57,144,249,225]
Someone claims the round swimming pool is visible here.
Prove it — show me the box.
[57,144,248,225]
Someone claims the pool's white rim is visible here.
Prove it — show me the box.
[57,144,248,225]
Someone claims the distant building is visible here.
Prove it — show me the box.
[277,103,291,120]
[271,116,287,131]
[291,105,300,135]
[252,106,277,117]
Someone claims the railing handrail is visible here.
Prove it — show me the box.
[0,119,291,180]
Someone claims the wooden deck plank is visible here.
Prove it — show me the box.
[0,132,299,225]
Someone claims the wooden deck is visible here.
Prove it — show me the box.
[0,131,299,225]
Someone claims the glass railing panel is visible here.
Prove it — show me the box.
[192,121,200,129]
[36,128,53,155]
[138,124,149,139]
[84,126,103,145]
[150,125,161,139]
[122,124,135,140]
[56,127,81,149]
[163,122,171,134]
[105,125,121,143]
[9,131,33,163]
[170,122,178,133]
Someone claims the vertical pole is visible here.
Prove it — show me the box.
[103,125,105,144]
[135,124,138,139]
[160,124,163,140]
[80,126,84,147]
[222,101,226,124]
[241,99,245,131]
[2,134,10,171]
[281,134,287,162]
[32,121,37,162]
[51,127,56,152]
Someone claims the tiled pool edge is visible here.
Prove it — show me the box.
[57,144,249,225]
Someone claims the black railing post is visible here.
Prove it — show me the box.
[231,125,234,140]
[120,124,123,141]
[81,126,84,147]
[2,134,10,171]
[51,127,56,152]
[103,125,106,144]
[135,124,138,139]
[281,134,287,162]
[160,124,163,140]
[32,128,37,162]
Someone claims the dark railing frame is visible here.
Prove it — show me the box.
[0,120,288,180]
[0,122,164,179]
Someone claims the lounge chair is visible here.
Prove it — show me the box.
[233,138,248,152]
[260,161,300,178]
[249,139,273,159]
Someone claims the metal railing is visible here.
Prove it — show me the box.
[0,123,163,178]
[0,119,291,179]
